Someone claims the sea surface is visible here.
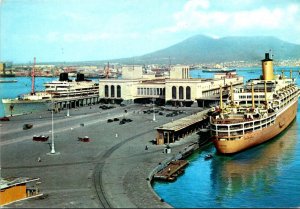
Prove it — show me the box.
[0,68,300,207]
[0,76,99,117]
[153,66,300,208]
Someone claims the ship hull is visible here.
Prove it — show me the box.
[2,100,49,116]
[213,99,298,154]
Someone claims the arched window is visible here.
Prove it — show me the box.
[117,85,121,98]
[186,86,191,100]
[111,85,115,97]
[172,86,176,99]
[105,85,109,97]
[179,86,184,99]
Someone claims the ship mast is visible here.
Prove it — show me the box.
[31,57,36,95]
[106,62,110,79]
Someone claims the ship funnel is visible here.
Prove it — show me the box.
[265,53,270,60]
[59,73,70,81]
[75,73,85,82]
[261,52,274,80]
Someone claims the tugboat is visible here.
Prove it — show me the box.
[204,154,213,160]
[209,53,300,154]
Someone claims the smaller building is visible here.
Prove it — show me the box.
[0,177,42,206]
[155,109,210,145]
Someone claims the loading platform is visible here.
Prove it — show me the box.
[153,160,189,182]
[155,109,210,145]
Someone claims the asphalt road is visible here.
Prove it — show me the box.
[0,103,203,208]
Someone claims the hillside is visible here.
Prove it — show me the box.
[113,35,300,65]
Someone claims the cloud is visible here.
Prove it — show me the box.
[34,32,141,43]
[157,1,300,35]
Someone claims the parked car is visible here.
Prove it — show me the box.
[33,135,49,142]
[78,136,90,142]
[0,117,9,121]
[125,118,132,122]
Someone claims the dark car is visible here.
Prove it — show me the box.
[113,118,119,121]
[107,119,113,123]
[0,117,9,121]
[78,136,90,142]
[33,135,49,142]
[119,120,126,125]
[125,118,132,122]
[166,113,173,117]
[159,112,164,115]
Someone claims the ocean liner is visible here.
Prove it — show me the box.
[2,73,99,116]
[209,53,300,154]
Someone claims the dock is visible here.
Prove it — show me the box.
[153,160,189,182]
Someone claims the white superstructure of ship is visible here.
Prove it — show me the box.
[2,73,99,116]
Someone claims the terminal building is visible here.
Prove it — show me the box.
[98,65,244,107]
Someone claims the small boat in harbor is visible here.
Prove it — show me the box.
[0,80,17,83]
[202,68,236,73]
[204,154,213,160]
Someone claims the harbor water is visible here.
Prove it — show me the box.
[153,67,300,208]
[0,76,99,117]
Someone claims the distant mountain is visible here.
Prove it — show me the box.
[112,35,300,65]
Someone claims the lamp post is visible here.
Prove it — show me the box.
[67,85,70,117]
[50,100,56,154]
[152,98,156,121]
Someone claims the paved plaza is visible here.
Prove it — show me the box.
[1,103,203,208]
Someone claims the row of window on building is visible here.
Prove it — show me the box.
[172,86,191,100]
[137,87,165,96]
[104,85,121,98]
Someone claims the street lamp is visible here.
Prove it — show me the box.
[47,99,60,155]
[152,98,156,121]
[67,84,70,117]
[50,101,56,154]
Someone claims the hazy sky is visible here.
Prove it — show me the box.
[1,0,300,63]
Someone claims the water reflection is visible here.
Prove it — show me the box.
[210,119,298,206]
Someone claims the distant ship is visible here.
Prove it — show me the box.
[0,80,17,83]
[0,69,15,77]
[202,68,236,73]
[2,73,99,116]
[208,53,300,154]
[0,73,15,77]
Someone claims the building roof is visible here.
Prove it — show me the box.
[0,177,40,190]
[156,109,210,132]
